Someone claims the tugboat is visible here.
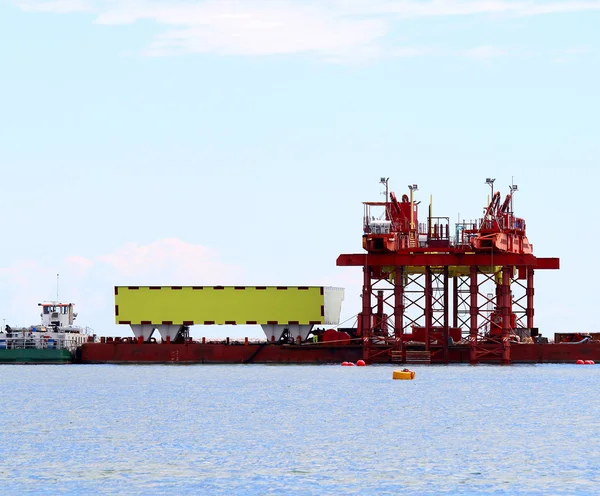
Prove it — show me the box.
[0,302,93,364]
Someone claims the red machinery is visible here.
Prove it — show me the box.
[463,190,532,254]
[362,191,418,252]
[338,179,560,365]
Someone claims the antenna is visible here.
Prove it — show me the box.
[485,177,496,197]
[408,184,418,233]
[56,273,59,301]
[380,177,389,202]
[509,177,518,214]
[380,177,390,220]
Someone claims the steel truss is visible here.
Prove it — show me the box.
[343,253,557,364]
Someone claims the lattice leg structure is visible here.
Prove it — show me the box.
[454,276,467,332]
[360,266,403,362]
[454,274,491,336]
[464,266,514,365]
[527,268,535,330]
[402,273,426,334]
[511,272,527,330]
[359,263,532,364]
[511,267,536,340]
[426,267,450,363]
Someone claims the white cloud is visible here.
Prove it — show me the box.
[360,0,600,17]
[65,255,94,275]
[141,9,387,59]
[389,46,429,57]
[464,45,507,59]
[98,238,243,285]
[562,46,592,55]
[16,0,93,13]
[553,45,592,63]
[13,0,600,60]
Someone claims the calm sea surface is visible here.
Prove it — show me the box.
[1,364,599,495]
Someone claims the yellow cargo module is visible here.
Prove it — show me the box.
[114,286,344,326]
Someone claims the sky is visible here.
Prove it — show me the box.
[0,0,598,339]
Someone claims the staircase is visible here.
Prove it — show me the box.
[390,350,403,363]
[405,350,431,365]
[390,350,432,364]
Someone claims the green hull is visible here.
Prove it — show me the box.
[0,348,73,364]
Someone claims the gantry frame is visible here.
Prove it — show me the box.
[337,252,559,364]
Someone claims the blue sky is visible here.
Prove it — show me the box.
[0,0,598,339]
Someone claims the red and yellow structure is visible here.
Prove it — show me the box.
[337,178,560,365]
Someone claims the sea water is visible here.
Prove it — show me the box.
[0,364,599,495]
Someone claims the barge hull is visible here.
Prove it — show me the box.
[80,342,600,364]
[80,342,364,364]
[443,343,600,364]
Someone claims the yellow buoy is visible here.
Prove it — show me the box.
[393,369,416,380]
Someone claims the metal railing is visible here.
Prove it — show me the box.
[0,335,86,352]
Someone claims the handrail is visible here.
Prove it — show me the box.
[0,335,86,351]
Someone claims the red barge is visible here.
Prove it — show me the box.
[80,179,599,365]
[79,339,600,365]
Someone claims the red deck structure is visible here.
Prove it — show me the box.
[337,178,560,365]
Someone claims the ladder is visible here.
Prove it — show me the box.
[405,350,431,364]
[409,230,417,248]
[390,350,403,363]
